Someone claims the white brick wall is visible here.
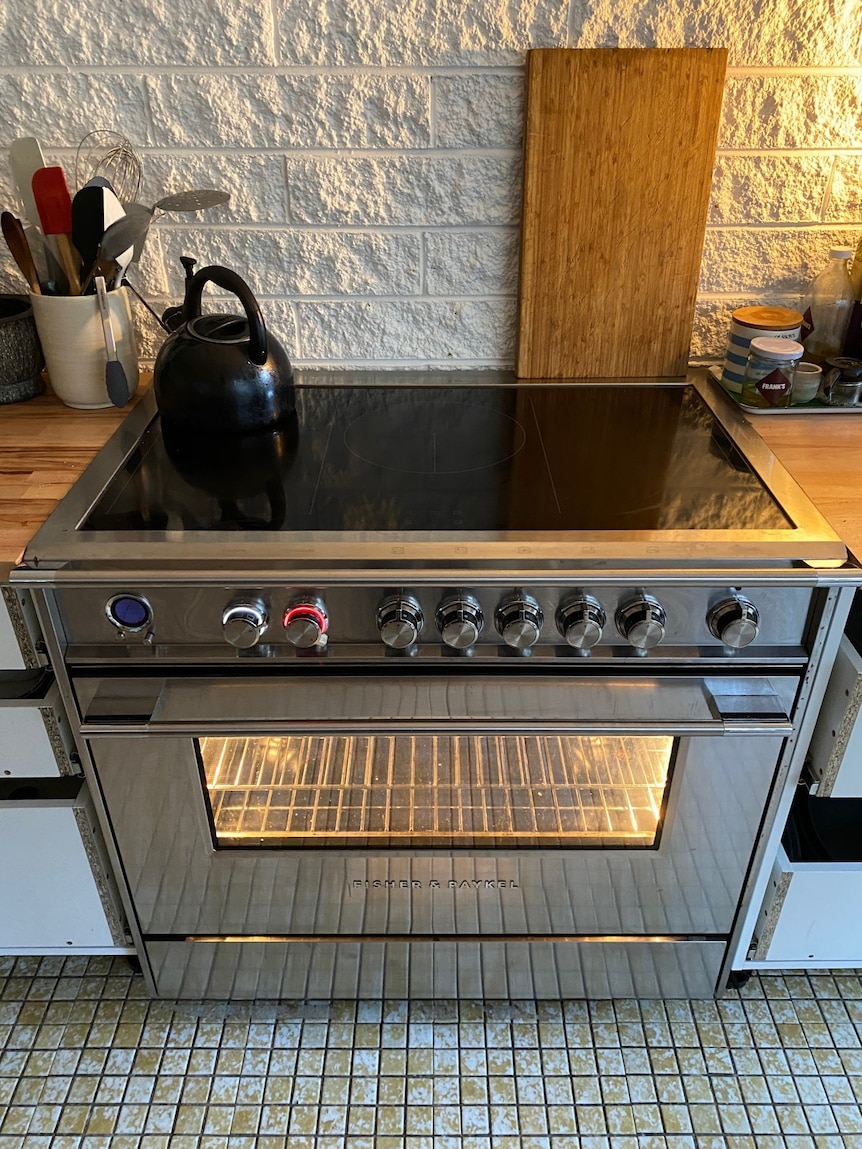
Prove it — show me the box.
[0,0,860,369]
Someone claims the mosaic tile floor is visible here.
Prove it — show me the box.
[1,957,861,1148]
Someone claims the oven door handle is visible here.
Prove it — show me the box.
[76,674,795,737]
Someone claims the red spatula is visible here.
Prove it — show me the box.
[31,166,81,294]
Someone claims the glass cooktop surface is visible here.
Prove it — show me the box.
[82,383,791,534]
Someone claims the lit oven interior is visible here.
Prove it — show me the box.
[199,735,675,849]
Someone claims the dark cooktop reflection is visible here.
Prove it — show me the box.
[83,384,791,534]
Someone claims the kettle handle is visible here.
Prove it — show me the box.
[181,265,268,365]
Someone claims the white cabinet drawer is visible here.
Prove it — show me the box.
[0,778,127,951]
[809,633,862,797]
[755,844,862,963]
[0,673,75,777]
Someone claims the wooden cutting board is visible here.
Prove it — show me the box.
[516,47,727,380]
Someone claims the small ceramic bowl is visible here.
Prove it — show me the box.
[0,294,45,403]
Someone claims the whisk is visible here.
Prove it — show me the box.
[74,130,143,202]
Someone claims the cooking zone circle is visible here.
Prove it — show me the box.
[343,399,527,474]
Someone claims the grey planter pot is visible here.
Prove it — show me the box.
[0,294,45,403]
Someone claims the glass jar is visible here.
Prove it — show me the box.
[740,337,804,409]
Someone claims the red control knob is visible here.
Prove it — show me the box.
[283,600,328,648]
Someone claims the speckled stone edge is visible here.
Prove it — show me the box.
[38,704,74,776]
[0,373,45,404]
[822,674,862,794]
[73,805,131,946]
[754,869,792,960]
[1,586,40,668]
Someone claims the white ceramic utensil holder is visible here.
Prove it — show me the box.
[30,287,139,409]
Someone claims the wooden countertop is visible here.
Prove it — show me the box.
[2,376,862,577]
[750,412,862,562]
[0,377,151,579]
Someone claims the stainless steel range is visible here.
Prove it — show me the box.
[15,371,859,999]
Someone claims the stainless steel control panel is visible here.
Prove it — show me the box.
[50,583,815,662]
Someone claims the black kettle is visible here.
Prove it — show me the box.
[153,265,295,434]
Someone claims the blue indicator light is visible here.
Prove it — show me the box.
[110,597,149,629]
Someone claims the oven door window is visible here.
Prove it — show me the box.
[198,735,676,849]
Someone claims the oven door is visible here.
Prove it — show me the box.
[76,669,796,944]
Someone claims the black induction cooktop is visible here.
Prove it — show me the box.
[81,382,790,535]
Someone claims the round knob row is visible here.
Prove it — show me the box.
[217,593,760,651]
[430,593,759,652]
[222,598,329,649]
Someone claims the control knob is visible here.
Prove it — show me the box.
[557,595,606,651]
[616,595,667,651]
[283,599,328,648]
[708,595,760,649]
[222,600,268,649]
[436,594,483,649]
[495,594,543,649]
[377,595,424,649]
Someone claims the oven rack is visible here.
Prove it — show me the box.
[199,734,672,849]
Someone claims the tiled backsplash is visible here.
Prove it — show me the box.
[0,1,860,367]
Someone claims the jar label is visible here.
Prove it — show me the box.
[801,306,814,342]
[756,367,793,405]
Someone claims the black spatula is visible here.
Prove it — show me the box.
[71,184,106,289]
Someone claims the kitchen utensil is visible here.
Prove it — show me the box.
[126,189,230,220]
[121,274,171,333]
[31,166,81,295]
[75,130,143,203]
[516,47,727,379]
[1,212,41,294]
[100,188,133,286]
[98,206,152,262]
[0,294,44,403]
[95,274,130,407]
[70,185,108,278]
[78,201,150,294]
[8,137,55,285]
[8,137,45,228]
[153,264,294,434]
[84,175,114,190]
[152,189,230,213]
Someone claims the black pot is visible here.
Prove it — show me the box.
[153,265,295,434]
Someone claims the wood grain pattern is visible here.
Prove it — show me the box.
[516,48,727,380]
[753,414,862,556]
[0,376,151,575]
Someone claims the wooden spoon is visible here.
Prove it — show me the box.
[1,211,41,293]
